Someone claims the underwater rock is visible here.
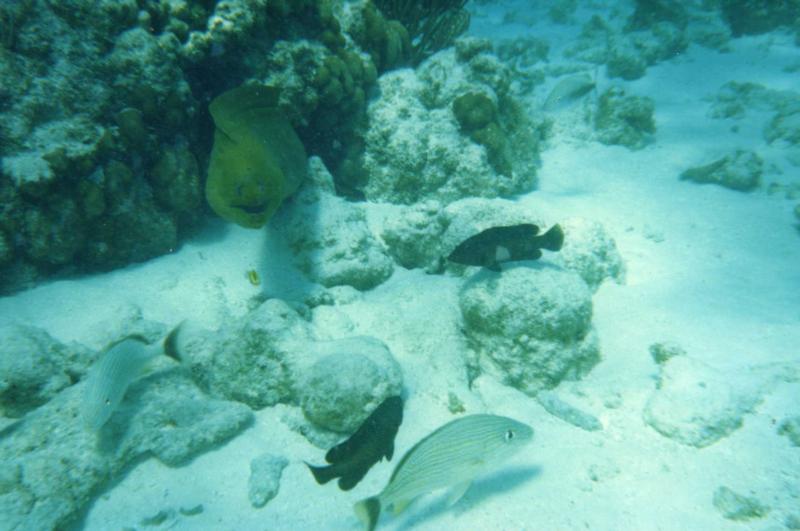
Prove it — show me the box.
[642,356,769,447]
[21,197,85,266]
[0,0,203,293]
[0,231,12,265]
[149,140,202,216]
[380,200,449,271]
[595,86,656,149]
[459,267,600,395]
[648,341,686,365]
[181,0,269,62]
[680,149,762,192]
[778,416,800,447]
[274,158,394,291]
[248,453,289,508]
[537,390,602,432]
[606,41,648,81]
[86,303,167,349]
[565,12,688,80]
[495,35,549,70]
[551,218,625,292]
[626,0,688,31]
[686,12,732,51]
[344,0,411,72]
[708,81,800,120]
[172,299,313,409]
[83,191,179,268]
[712,486,769,521]
[0,324,92,418]
[764,111,800,146]
[299,336,403,433]
[355,46,541,205]
[0,369,252,530]
[562,3,743,75]
[106,26,193,129]
[720,0,800,36]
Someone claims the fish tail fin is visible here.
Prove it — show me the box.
[354,497,381,531]
[163,321,185,362]
[306,462,336,485]
[539,224,565,252]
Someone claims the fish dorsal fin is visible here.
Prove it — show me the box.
[446,481,472,507]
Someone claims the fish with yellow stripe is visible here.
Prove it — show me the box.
[354,414,533,530]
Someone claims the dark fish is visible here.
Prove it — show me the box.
[307,395,404,491]
[447,223,564,271]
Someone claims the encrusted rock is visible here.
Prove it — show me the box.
[299,336,403,433]
[595,86,656,149]
[680,149,762,191]
[356,47,541,205]
[248,453,289,508]
[459,267,600,395]
[643,356,762,447]
[274,158,394,291]
[0,325,92,417]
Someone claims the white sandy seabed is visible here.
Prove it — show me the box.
[2,4,800,531]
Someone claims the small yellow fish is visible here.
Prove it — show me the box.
[246,269,261,286]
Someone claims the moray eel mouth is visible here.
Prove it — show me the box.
[232,202,269,216]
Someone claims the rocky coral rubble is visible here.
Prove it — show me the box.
[349,38,546,204]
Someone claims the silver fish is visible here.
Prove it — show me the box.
[543,73,596,111]
[354,414,533,530]
[81,329,181,431]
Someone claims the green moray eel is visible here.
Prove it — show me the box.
[206,84,307,228]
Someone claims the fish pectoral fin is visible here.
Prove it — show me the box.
[391,498,412,515]
[446,481,472,507]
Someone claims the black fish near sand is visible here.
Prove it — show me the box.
[448,223,564,271]
[307,395,404,491]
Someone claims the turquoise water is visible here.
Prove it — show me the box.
[1,1,799,530]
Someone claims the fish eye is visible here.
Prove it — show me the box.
[505,429,515,442]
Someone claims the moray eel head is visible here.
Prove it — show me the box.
[205,84,307,229]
